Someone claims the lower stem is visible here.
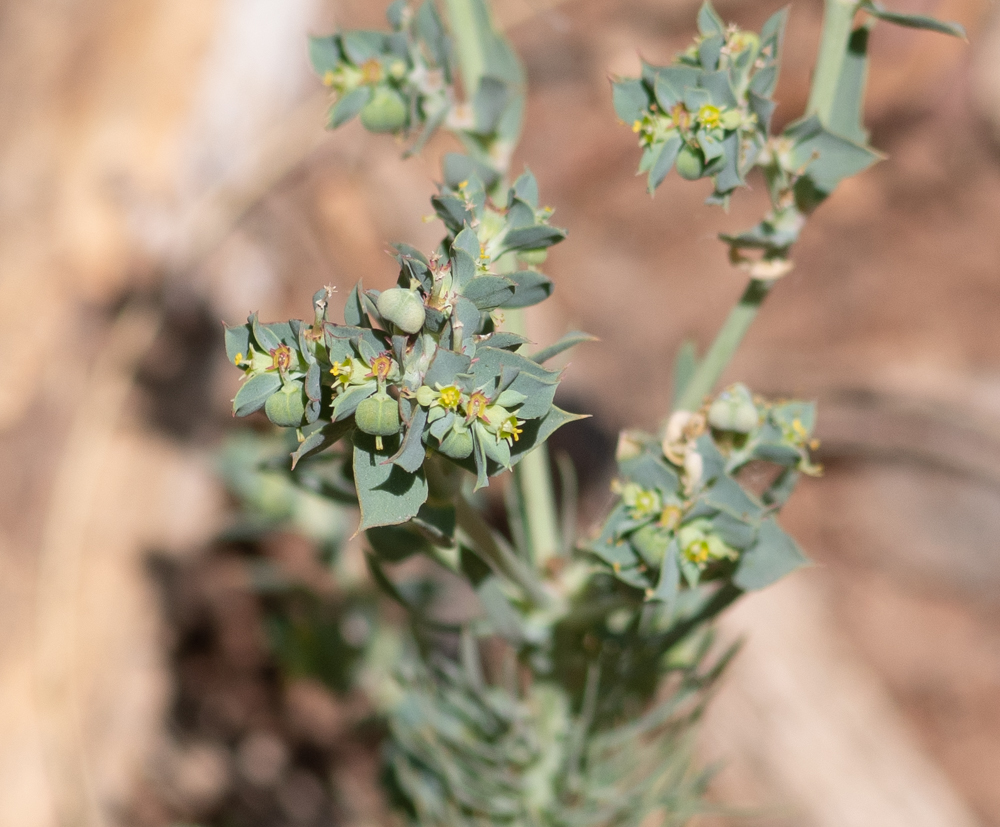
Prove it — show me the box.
[675,278,773,412]
[455,494,552,608]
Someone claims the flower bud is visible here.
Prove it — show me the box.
[675,143,704,180]
[355,391,400,437]
[264,382,307,428]
[376,287,426,334]
[708,383,759,434]
[360,86,408,134]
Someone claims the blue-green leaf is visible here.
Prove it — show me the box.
[859,0,966,38]
[354,432,428,530]
[734,518,809,590]
[232,372,281,417]
[530,330,597,364]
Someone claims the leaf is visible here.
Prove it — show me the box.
[341,30,389,64]
[224,323,251,364]
[650,541,681,608]
[329,86,371,129]
[612,78,650,124]
[308,35,341,75]
[290,419,354,468]
[354,432,428,530]
[331,383,376,421]
[441,152,500,191]
[502,225,566,253]
[704,474,763,521]
[366,525,428,563]
[233,372,281,416]
[648,134,682,193]
[697,1,725,37]
[389,404,429,473]
[859,0,966,38]
[479,331,530,351]
[530,330,597,364]
[619,452,680,494]
[425,347,473,387]
[462,275,516,310]
[511,169,539,208]
[472,75,510,135]
[500,270,554,308]
[733,518,809,590]
[509,407,586,464]
[785,115,881,194]
[343,283,371,327]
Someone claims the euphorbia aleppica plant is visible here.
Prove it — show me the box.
[224,1,964,822]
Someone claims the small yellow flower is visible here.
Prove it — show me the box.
[368,353,394,382]
[360,58,383,84]
[270,344,292,373]
[437,385,462,410]
[632,119,642,133]
[330,358,354,385]
[697,104,722,130]
[497,414,523,444]
[465,390,490,422]
[234,352,244,366]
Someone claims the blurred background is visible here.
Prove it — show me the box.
[3,0,1000,824]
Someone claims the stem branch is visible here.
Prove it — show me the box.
[676,279,773,412]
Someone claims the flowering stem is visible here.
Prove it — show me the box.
[444,0,562,567]
[675,278,772,412]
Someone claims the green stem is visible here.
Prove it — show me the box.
[807,0,859,123]
[455,494,553,608]
[444,0,562,567]
[443,0,487,101]
[675,279,773,412]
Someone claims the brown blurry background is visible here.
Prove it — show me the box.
[3,0,1000,824]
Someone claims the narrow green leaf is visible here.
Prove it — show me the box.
[859,0,966,38]
[530,330,597,365]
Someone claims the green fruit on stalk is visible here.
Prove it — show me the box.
[376,286,426,334]
[264,382,307,427]
[439,426,473,459]
[675,143,704,180]
[360,86,408,133]
[355,390,400,437]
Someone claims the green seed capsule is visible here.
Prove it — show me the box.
[360,86,408,133]
[631,524,671,568]
[354,390,400,438]
[675,143,705,180]
[376,287,425,334]
[264,382,307,427]
[708,383,759,434]
[439,426,473,459]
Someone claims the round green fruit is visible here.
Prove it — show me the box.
[264,382,307,427]
[376,287,426,334]
[675,143,705,180]
[360,86,408,133]
[708,383,759,434]
[518,248,548,266]
[439,426,474,459]
[355,391,400,437]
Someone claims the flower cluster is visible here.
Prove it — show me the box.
[589,383,817,603]
[612,2,786,201]
[308,1,454,151]
[227,165,582,530]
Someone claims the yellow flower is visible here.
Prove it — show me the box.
[464,390,490,422]
[437,385,462,410]
[497,414,523,444]
[697,104,722,130]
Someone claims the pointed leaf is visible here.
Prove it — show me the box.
[530,330,597,364]
[859,0,966,38]
[233,372,281,416]
[354,432,428,530]
[500,270,554,308]
[734,518,809,590]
